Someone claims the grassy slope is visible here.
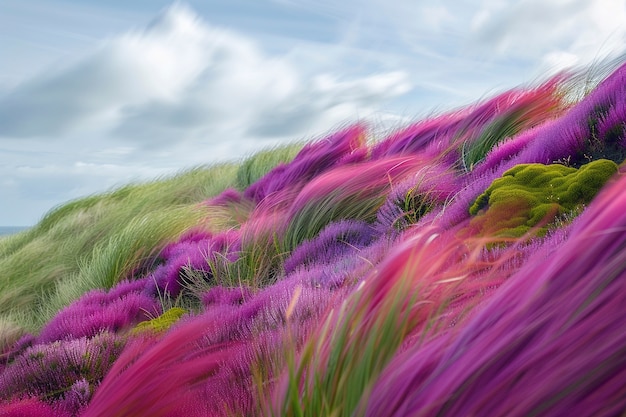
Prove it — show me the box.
[2,61,626,416]
[0,142,302,338]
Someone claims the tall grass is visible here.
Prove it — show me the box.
[2,60,626,417]
[0,163,239,337]
[459,79,565,171]
[362,172,626,417]
[235,143,304,190]
[269,225,511,416]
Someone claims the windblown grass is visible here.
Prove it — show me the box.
[235,142,304,190]
[3,60,626,417]
[0,163,239,337]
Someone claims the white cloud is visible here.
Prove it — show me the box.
[470,0,626,70]
[244,71,412,137]
[3,0,626,226]
[0,158,168,225]
[0,3,412,146]
[0,3,416,225]
[420,5,455,31]
[7,160,163,199]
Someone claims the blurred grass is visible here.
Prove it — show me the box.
[270,267,417,417]
[0,139,305,341]
[0,163,239,337]
[235,142,304,189]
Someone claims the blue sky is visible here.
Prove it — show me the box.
[1,0,625,226]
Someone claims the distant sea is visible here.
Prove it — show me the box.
[0,226,29,236]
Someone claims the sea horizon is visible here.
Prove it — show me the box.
[0,226,30,236]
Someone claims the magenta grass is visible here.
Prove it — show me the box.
[2,61,626,416]
[364,172,626,417]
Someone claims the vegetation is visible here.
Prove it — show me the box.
[469,158,618,237]
[2,61,626,417]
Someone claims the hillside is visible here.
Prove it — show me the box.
[1,60,626,416]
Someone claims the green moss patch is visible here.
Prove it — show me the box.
[133,307,187,334]
[469,159,618,237]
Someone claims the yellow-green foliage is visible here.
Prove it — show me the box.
[133,307,187,334]
[469,159,618,237]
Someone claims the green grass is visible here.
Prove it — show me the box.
[282,190,385,255]
[236,142,304,189]
[133,307,187,334]
[0,139,306,344]
[0,163,239,340]
[461,109,530,172]
[229,231,287,288]
[271,276,416,417]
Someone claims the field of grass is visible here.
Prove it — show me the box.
[1,61,626,416]
[0,142,303,339]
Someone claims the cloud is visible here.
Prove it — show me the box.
[0,3,412,146]
[2,158,163,200]
[0,2,417,225]
[0,158,168,225]
[247,71,411,137]
[470,0,626,70]
[0,5,222,138]
[7,0,623,226]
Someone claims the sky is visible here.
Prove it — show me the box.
[1,0,625,226]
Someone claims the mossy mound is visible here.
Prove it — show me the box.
[469,159,618,237]
[133,307,187,334]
